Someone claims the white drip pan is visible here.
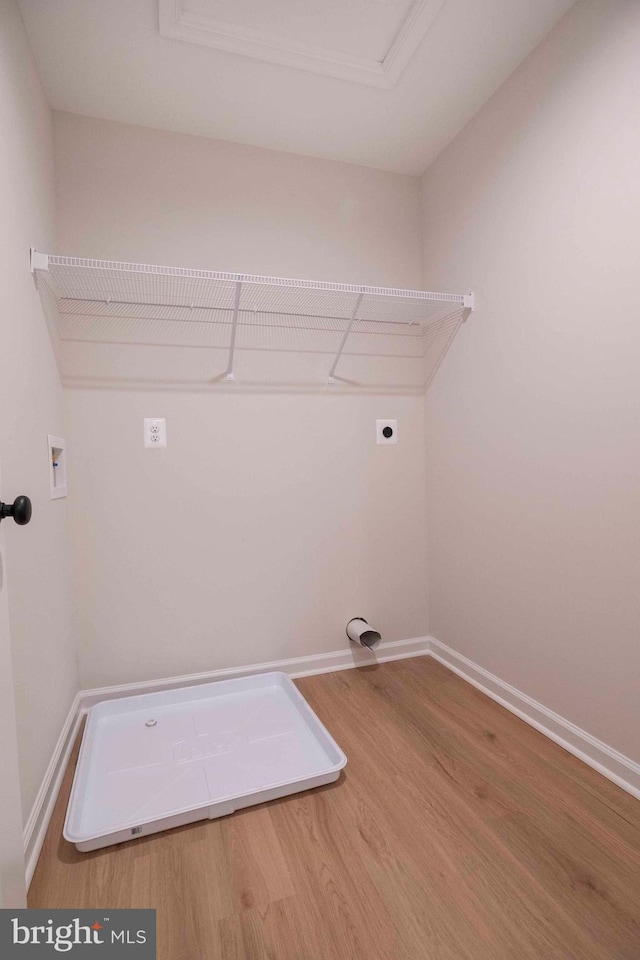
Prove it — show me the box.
[64,672,347,852]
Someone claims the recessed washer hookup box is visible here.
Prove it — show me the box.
[64,672,347,851]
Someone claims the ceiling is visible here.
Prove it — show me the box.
[18,0,575,175]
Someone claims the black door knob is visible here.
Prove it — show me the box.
[0,496,32,526]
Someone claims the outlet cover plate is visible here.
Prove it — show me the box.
[376,419,398,444]
[144,418,167,448]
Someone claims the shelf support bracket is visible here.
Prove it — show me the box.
[30,249,49,273]
[225,281,242,381]
[328,291,364,383]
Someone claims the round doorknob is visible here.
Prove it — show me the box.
[0,495,32,526]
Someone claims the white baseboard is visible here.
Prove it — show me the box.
[23,636,430,887]
[78,636,431,710]
[23,693,84,889]
[428,637,640,802]
[25,633,640,890]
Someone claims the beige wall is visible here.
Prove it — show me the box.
[64,390,428,688]
[420,0,640,763]
[0,0,78,823]
[55,115,428,688]
[54,113,422,287]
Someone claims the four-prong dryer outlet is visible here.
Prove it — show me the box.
[376,419,398,444]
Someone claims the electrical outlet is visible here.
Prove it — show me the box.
[376,419,398,444]
[144,418,167,448]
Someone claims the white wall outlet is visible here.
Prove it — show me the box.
[144,418,167,448]
[376,419,398,444]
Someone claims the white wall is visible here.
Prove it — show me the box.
[54,113,422,286]
[56,115,428,688]
[0,0,78,823]
[420,0,640,763]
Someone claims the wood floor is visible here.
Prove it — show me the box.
[29,657,640,959]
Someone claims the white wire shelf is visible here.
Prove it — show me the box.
[31,252,474,390]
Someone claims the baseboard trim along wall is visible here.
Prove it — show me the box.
[428,638,640,802]
[24,633,640,889]
[77,636,432,711]
[23,693,84,889]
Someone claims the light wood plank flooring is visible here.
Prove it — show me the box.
[29,657,640,959]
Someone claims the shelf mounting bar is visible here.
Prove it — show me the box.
[225,281,242,381]
[328,291,364,383]
[30,249,49,273]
